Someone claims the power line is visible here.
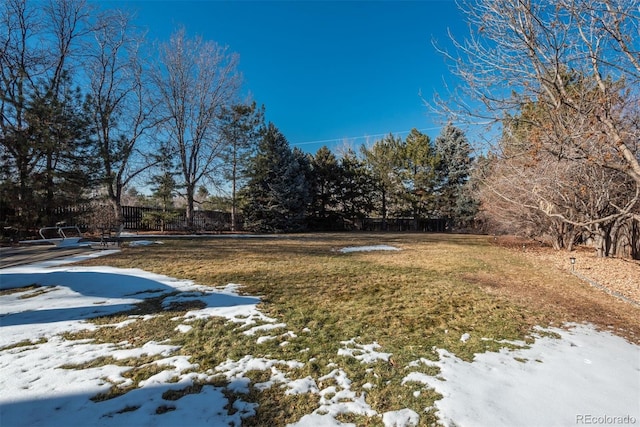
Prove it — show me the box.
[291,126,443,147]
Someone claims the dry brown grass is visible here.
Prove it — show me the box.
[484,235,639,343]
[72,232,639,425]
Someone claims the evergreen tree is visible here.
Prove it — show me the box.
[1,0,95,230]
[26,75,95,226]
[309,146,342,229]
[219,101,265,231]
[292,147,313,224]
[242,123,310,232]
[400,128,440,220]
[1,74,95,229]
[338,149,375,228]
[144,144,180,232]
[434,123,477,228]
[361,134,404,229]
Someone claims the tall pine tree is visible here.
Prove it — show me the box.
[241,123,310,232]
[400,128,439,220]
[144,144,180,232]
[219,101,265,231]
[434,123,477,228]
[361,134,404,229]
[338,148,375,229]
[309,146,342,229]
[28,75,95,226]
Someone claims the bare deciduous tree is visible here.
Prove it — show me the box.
[85,9,159,226]
[437,0,640,257]
[152,28,240,229]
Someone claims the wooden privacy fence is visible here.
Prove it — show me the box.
[2,205,234,233]
[3,203,449,234]
[361,217,448,232]
[121,206,233,232]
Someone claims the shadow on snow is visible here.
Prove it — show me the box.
[0,270,259,327]
[0,377,255,427]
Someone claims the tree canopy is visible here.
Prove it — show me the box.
[438,0,640,257]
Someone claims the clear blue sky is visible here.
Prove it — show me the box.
[103,0,467,154]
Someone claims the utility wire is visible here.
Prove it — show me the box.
[291,126,443,146]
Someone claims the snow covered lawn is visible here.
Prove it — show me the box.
[0,249,638,426]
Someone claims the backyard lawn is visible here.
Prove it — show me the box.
[1,233,638,426]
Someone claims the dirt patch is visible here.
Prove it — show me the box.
[482,236,640,343]
[494,236,639,303]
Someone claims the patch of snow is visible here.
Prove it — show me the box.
[215,355,303,379]
[256,335,277,344]
[243,322,287,336]
[0,262,273,427]
[128,240,163,247]
[406,324,640,427]
[112,318,139,329]
[174,324,193,333]
[460,332,470,343]
[161,288,274,327]
[110,341,180,360]
[309,368,378,420]
[338,245,401,253]
[214,355,304,394]
[338,339,392,363]
[382,408,420,427]
[286,376,320,395]
[407,357,439,368]
[402,372,433,386]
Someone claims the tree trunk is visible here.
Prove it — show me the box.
[18,164,33,228]
[609,217,640,260]
[593,225,607,258]
[231,161,237,232]
[45,151,55,226]
[565,227,579,252]
[551,234,563,251]
[549,221,564,250]
[381,189,387,231]
[633,220,640,260]
[109,197,123,228]
[608,217,624,258]
[186,185,195,230]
